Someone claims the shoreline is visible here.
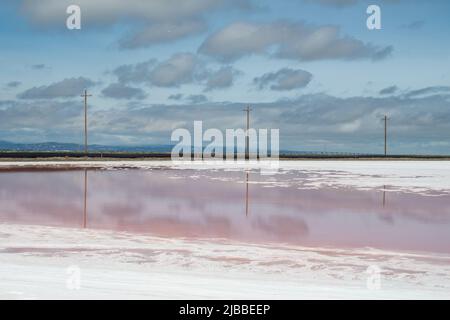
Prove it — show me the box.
[1,151,450,162]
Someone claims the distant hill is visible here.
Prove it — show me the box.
[0,140,375,156]
[0,140,174,153]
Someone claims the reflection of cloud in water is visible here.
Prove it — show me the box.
[1,168,450,253]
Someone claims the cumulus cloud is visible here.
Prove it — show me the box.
[199,21,393,62]
[254,68,313,91]
[404,86,450,98]
[0,99,83,143]
[19,0,252,48]
[204,66,239,91]
[150,53,199,87]
[113,60,157,84]
[101,83,147,100]
[19,0,225,25]
[112,53,236,91]
[379,85,398,95]
[18,77,95,99]
[119,20,206,49]
[112,53,199,88]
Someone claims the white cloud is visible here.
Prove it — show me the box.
[101,83,147,100]
[112,54,239,91]
[20,0,225,25]
[254,68,313,91]
[19,0,252,48]
[379,86,398,95]
[205,67,239,91]
[199,21,393,62]
[338,119,361,133]
[112,53,199,88]
[119,20,206,49]
[18,77,95,99]
[150,53,199,87]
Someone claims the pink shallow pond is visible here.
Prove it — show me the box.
[1,168,450,254]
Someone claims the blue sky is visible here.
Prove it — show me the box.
[0,0,449,154]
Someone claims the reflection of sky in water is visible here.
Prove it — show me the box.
[1,169,450,254]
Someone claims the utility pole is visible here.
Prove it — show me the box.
[243,106,252,159]
[384,115,388,156]
[81,89,92,155]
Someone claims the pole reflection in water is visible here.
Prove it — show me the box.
[245,171,250,217]
[83,169,88,229]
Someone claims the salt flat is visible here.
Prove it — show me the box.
[1,223,449,299]
[1,160,449,299]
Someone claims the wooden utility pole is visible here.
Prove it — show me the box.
[81,89,92,154]
[243,106,252,159]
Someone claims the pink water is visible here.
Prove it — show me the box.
[1,168,450,254]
